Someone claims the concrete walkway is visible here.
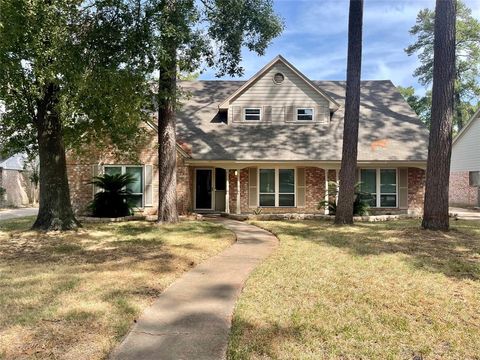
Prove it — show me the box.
[450,207,480,220]
[0,207,38,221]
[110,217,278,360]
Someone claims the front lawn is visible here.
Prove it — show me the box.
[228,219,480,359]
[0,217,234,359]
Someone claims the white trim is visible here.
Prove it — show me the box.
[194,168,215,211]
[243,107,262,121]
[295,107,314,121]
[453,107,480,146]
[258,167,296,208]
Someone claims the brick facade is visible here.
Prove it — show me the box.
[449,171,479,207]
[66,130,191,216]
[68,135,427,215]
[407,167,425,214]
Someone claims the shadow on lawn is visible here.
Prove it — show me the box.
[263,219,480,281]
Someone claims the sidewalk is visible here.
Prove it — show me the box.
[110,217,278,360]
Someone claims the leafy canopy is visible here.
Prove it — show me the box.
[0,0,153,156]
[405,0,480,129]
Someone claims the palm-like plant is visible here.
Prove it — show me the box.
[89,173,135,218]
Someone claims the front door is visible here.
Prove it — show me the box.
[195,169,213,210]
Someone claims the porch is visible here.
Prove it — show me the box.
[187,161,426,216]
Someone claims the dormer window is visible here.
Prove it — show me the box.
[244,108,261,121]
[296,108,314,121]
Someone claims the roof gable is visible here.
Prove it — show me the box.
[218,55,340,110]
[453,107,480,146]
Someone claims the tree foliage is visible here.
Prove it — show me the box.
[405,0,480,130]
[397,86,432,127]
[0,0,153,229]
[147,0,284,223]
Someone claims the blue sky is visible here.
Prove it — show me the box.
[200,0,480,95]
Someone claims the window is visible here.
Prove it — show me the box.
[296,108,313,121]
[244,108,261,121]
[259,169,275,206]
[104,165,144,208]
[359,168,397,208]
[380,169,397,207]
[469,171,480,186]
[359,169,377,207]
[279,169,295,206]
[259,168,295,207]
[273,72,284,84]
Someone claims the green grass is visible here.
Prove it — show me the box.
[0,217,234,360]
[228,219,480,360]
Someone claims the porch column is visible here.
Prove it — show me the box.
[225,169,230,214]
[236,169,241,214]
[335,169,339,203]
[324,168,329,215]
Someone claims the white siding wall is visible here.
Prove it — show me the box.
[228,62,330,124]
[451,115,480,171]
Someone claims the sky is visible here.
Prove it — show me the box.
[199,0,480,96]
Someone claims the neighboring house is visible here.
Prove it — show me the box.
[450,108,480,208]
[67,55,429,216]
[0,153,33,207]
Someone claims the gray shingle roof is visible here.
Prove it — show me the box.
[176,80,429,162]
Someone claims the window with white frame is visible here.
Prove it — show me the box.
[296,108,313,121]
[259,168,295,207]
[244,108,261,121]
[359,168,397,208]
[104,165,144,208]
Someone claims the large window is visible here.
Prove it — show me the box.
[259,168,295,207]
[296,108,313,121]
[104,165,144,208]
[359,168,397,208]
[244,108,261,121]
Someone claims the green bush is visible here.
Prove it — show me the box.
[318,181,370,216]
[88,173,135,218]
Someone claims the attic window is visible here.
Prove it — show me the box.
[273,72,284,84]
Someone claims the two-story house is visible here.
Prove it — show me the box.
[67,55,429,216]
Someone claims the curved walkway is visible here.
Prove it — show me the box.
[111,217,278,360]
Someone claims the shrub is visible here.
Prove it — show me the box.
[318,181,370,216]
[88,173,135,218]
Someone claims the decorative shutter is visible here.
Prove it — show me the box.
[399,168,408,209]
[284,105,294,122]
[316,106,327,123]
[296,168,306,207]
[92,164,103,197]
[144,165,153,207]
[263,105,272,123]
[249,167,258,207]
[231,106,242,123]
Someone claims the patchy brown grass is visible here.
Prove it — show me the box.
[228,219,480,360]
[0,217,234,360]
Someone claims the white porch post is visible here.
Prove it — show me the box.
[324,168,329,215]
[225,169,230,214]
[236,169,241,214]
[335,168,339,203]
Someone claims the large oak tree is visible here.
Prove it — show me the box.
[335,0,364,225]
[0,0,152,230]
[422,0,456,231]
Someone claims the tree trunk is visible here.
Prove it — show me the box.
[335,0,364,225]
[454,89,463,130]
[32,83,79,231]
[157,43,179,224]
[422,0,456,231]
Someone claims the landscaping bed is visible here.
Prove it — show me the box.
[0,216,234,359]
[228,219,480,359]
